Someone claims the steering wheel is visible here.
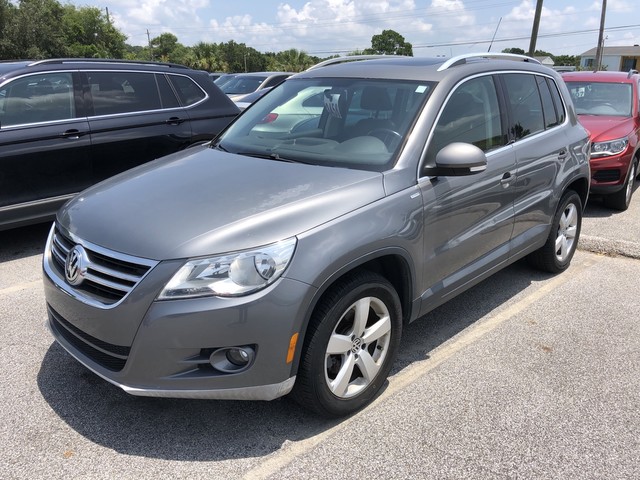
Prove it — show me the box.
[368,128,402,150]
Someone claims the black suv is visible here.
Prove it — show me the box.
[0,59,239,230]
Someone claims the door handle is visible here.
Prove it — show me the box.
[59,129,86,140]
[500,171,513,187]
[165,117,185,125]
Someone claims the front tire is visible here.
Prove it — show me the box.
[527,190,582,273]
[292,271,402,417]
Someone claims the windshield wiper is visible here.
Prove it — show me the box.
[236,152,301,163]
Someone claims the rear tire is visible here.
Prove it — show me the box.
[603,160,637,211]
[291,271,402,417]
[527,190,582,273]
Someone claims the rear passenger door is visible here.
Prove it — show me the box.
[419,75,516,310]
[84,70,192,183]
[500,73,569,256]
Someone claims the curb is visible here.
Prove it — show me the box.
[578,234,640,260]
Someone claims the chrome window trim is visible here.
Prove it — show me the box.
[417,70,570,180]
[83,69,209,118]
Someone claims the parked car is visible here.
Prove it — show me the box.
[213,73,237,89]
[233,86,272,111]
[250,85,325,133]
[563,70,640,210]
[43,53,590,417]
[0,58,239,230]
[220,72,292,100]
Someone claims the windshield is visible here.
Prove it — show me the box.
[216,77,434,171]
[565,81,633,117]
[221,75,268,95]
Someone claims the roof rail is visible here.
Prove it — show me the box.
[27,58,191,69]
[305,54,404,71]
[628,69,639,78]
[437,52,542,72]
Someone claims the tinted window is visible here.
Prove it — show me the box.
[169,75,206,106]
[156,74,180,109]
[88,72,161,116]
[537,76,559,129]
[503,73,544,140]
[547,78,566,125]
[0,72,74,127]
[427,75,505,162]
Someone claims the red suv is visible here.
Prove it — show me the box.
[563,70,640,210]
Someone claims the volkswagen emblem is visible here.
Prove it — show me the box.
[65,245,88,286]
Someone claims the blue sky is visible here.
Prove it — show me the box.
[91,0,639,57]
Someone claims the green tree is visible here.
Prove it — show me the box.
[365,30,413,56]
[62,5,126,58]
[1,0,67,59]
[217,40,265,72]
[147,32,190,64]
[502,47,525,55]
[268,49,315,72]
[187,42,227,71]
[552,54,579,67]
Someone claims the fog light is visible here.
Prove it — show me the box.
[226,348,251,366]
[209,346,255,373]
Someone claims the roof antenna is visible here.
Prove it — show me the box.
[488,17,502,52]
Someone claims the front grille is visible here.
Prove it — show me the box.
[50,227,157,306]
[48,306,130,371]
[593,169,621,183]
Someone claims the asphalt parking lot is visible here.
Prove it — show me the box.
[1,187,639,479]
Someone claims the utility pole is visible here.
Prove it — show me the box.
[594,0,607,71]
[147,29,153,60]
[528,0,543,57]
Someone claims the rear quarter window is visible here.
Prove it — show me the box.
[169,75,206,106]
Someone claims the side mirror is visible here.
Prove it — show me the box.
[425,142,487,177]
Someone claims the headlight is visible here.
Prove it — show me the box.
[591,138,628,157]
[158,238,296,299]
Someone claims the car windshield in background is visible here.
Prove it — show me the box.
[565,81,633,117]
[220,75,268,95]
[217,78,434,171]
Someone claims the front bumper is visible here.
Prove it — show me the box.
[43,227,316,401]
[589,151,633,194]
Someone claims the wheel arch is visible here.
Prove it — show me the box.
[289,250,415,375]
[566,175,589,210]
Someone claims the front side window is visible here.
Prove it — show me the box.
[426,75,505,163]
[88,71,161,116]
[0,72,74,127]
[216,78,434,171]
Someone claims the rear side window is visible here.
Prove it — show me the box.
[546,78,566,125]
[427,75,505,162]
[169,75,206,106]
[88,72,161,116]
[537,76,560,129]
[156,74,180,109]
[0,72,75,127]
[503,73,544,140]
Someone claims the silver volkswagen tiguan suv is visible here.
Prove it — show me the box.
[43,54,590,417]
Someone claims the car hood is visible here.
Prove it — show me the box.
[58,147,385,260]
[577,115,634,142]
